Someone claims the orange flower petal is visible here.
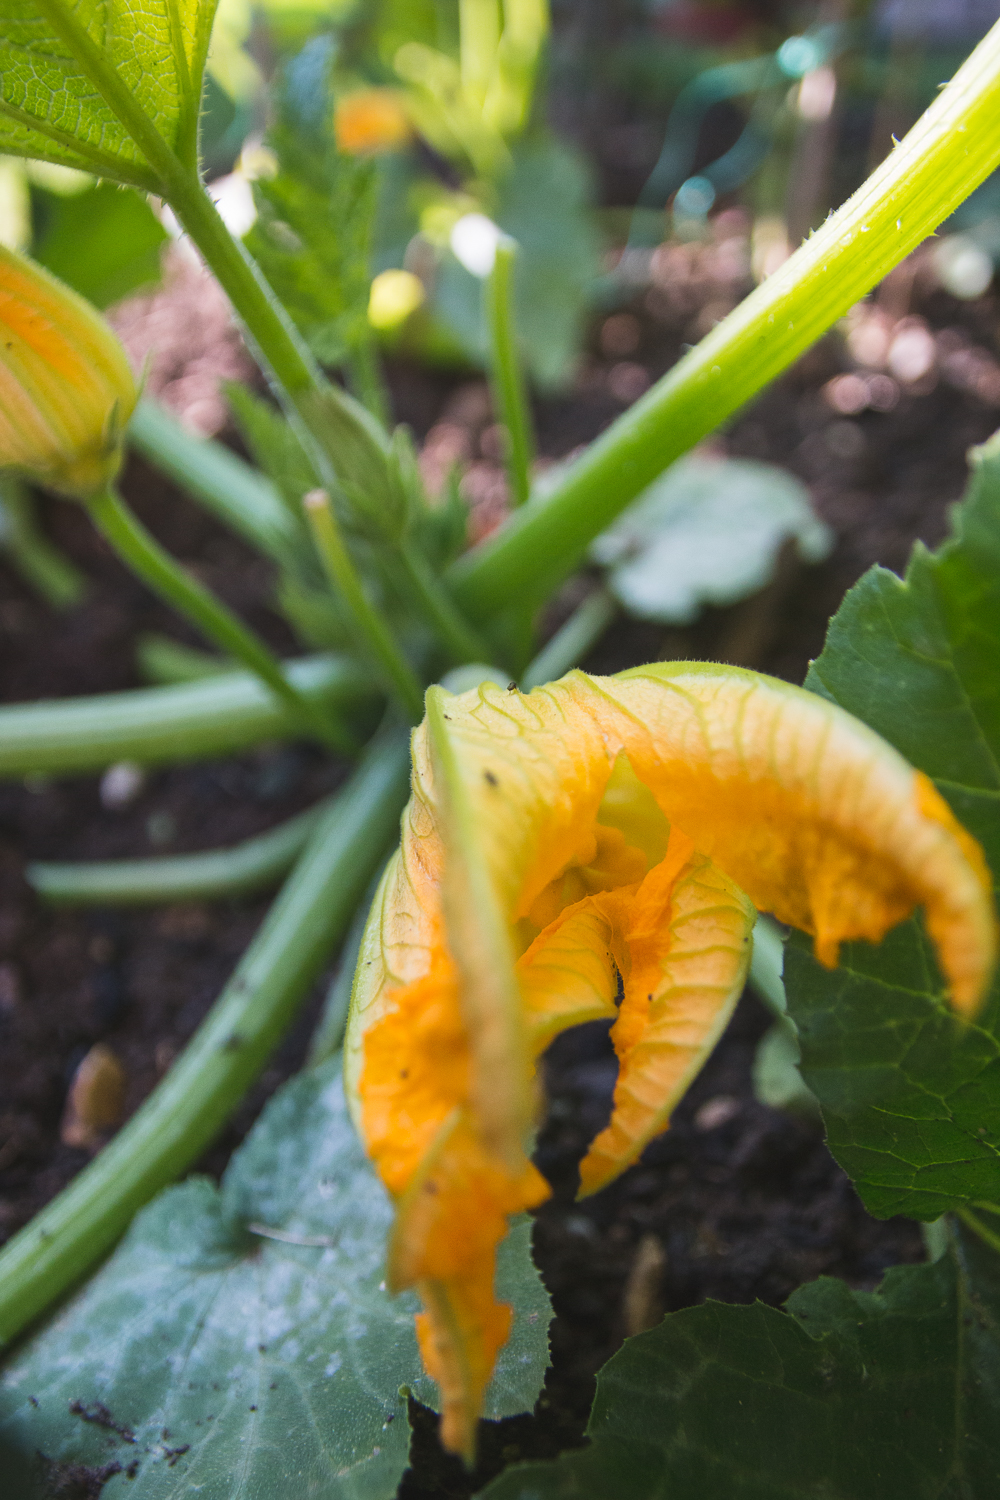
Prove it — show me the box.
[346,662,996,1460]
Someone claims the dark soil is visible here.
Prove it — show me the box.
[3,248,1000,1498]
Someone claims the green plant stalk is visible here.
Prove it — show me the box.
[136,634,227,685]
[87,486,341,749]
[27,800,331,906]
[303,490,426,722]
[0,727,411,1347]
[486,238,534,507]
[128,399,302,566]
[396,547,496,667]
[957,1207,1000,1257]
[520,586,617,689]
[0,654,376,778]
[449,18,1000,619]
[0,481,86,609]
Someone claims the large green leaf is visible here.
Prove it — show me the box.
[784,431,1000,1220]
[0,1057,551,1498]
[0,0,218,189]
[478,1219,1000,1500]
[243,43,376,370]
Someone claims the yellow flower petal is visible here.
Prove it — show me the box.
[0,244,137,499]
[346,662,996,1460]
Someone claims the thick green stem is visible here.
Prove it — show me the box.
[486,238,534,507]
[520,586,616,689]
[28,800,330,906]
[0,655,376,778]
[0,727,411,1347]
[303,490,426,722]
[449,19,1000,618]
[87,486,341,749]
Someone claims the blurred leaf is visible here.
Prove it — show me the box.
[751,1019,820,1118]
[785,430,1000,1220]
[590,455,833,625]
[0,0,217,189]
[435,136,601,388]
[226,383,318,517]
[246,78,377,368]
[478,1219,1000,1500]
[32,183,166,309]
[0,1058,551,1497]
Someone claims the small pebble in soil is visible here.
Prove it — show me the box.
[99,761,146,810]
[60,1044,127,1150]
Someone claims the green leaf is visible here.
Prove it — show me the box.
[590,455,832,624]
[246,80,377,368]
[435,136,601,389]
[478,1219,1000,1500]
[784,430,1000,1219]
[32,181,167,308]
[0,1058,551,1497]
[0,0,218,189]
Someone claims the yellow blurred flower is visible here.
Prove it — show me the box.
[368,269,425,331]
[0,245,137,500]
[346,664,996,1459]
[334,89,412,156]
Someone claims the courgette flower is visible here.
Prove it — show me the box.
[0,244,137,500]
[345,663,995,1459]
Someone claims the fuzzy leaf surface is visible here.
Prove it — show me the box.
[0,0,217,188]
[0,1059,550,1498]
[786,433,1000,1219]
[478,1220,1000,1500]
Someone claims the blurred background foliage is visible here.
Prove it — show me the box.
[3,0,1000,388]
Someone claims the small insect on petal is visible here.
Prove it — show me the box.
[0,245,137,500]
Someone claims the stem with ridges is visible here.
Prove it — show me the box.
[0,727,411,1347]
[449,18,1000,619]
[86,486,341,748]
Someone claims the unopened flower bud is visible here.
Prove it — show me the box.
[0,244,137,500]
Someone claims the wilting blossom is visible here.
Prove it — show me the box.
[345,663,996,1458]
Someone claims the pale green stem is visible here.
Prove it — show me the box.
[0,655,376,778]
[486,237,534,507]
[0,727,411,1347]
[28,800,330,906]
[86,486,342,749]
[0,481,86,609]
[449,19,1000,619]
[303,489,426,723]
